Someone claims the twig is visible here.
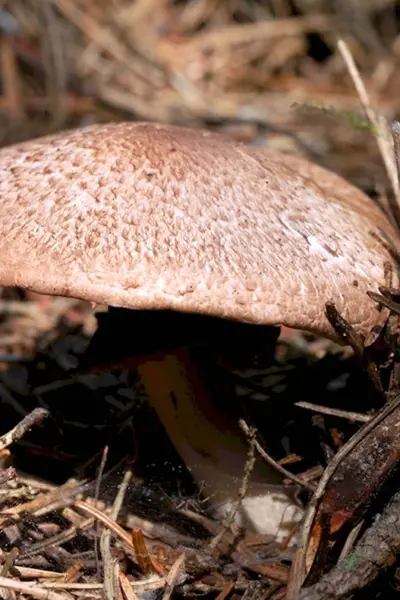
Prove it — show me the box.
[110,470,132,522]
[119,571,139,600]
[325,301,364,355]
[94,445,109,575]
[126,511,200,548]
[337,39,399,202]
[75,499,136,556]
[239,419,315,492]
[177,14,330,51]
[101,469,133,600]
[180,581,250,595]
[161,553,185,600]
[286,393,400,598]
[0,576,67,600]
[0,34,24,122]
[19,517,94,560]
[208,423,257,550]
[391,121,400,192]
[102,550,117,600]
[63,561,83,583]
[0,549,19,577]
[0,408,49,452]
[325,302,382,392]
[367,290,400,314]
[35,0,67,128]
[54,0,162,86]
[215,582,234,600]
[40,578,165,592]
[294,401,371,424]
[338,521,364,562]
[0,479,88,526]
[11,567,64,579]
[293,487,400,600]
[113,562,123,600]
[131,529,164,576]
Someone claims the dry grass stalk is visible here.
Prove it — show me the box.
[0,408,48,452]
[160,553,185,600]
[0,577,67,600]
[118,571,139,600]
[101,469,133,600]
[239,419,315,491]
[337,38,399,200]
[208,423,257,551]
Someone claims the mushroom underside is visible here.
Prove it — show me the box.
[80,308,305,541]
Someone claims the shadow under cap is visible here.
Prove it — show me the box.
[0,121,398,340]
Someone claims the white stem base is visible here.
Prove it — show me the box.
[138,350,304,542]
[210,474,303,543]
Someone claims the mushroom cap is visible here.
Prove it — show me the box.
[0,121,398,340]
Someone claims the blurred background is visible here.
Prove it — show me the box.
[1,0,399,192]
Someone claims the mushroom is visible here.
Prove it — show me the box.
[0,121,399,540]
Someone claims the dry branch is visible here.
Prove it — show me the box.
[293,487,400,600]
[0,408,48,452]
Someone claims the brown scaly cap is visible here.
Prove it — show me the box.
[0,121,398,339]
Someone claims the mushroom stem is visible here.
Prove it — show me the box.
[137,346,303,540]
